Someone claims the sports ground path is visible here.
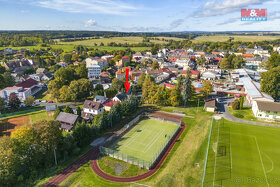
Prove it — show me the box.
[43,112,185,186]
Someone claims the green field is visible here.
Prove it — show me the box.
[192,35,280,42]
[107,118,179,166]
[57,36,185,46]
[29,111,54,124]
[0,45,150,52]
[203,118,280,187]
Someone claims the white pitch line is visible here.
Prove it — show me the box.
[263,152,274,173]
[143,129,164,153]
[254,136,270,187]
[213,123,220,187]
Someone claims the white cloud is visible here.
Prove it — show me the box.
[35,0,137,15]
[169,19,184,28]
[84,19,97,27]
[194,0,272,17]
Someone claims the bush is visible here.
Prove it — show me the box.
[232,100,240,110]
[234,113,244,118]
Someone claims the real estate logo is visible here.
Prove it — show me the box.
[241,9,267,21]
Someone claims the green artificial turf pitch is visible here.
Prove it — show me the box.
[107,118,179,164]
[203,119,280,187]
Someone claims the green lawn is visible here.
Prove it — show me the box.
[29,111,54,124]
[97,156,148,177]
[203,118,280,187]
[57,36,184,46]
[0,44,150,52]
[106,118,179,167]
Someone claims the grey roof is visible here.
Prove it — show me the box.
[256,101,280,112]
[115,93,127,101]
[56,112,78,124]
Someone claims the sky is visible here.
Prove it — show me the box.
[1,0,280,32]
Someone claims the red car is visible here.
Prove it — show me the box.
[48,101,53,103]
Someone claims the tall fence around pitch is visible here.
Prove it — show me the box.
[100,114,181,169]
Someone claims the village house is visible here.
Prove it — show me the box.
[103,99,118,111]
[252,101,280,121]
[200,71,221,80]
[56,112,79,132]
[130,70,142,82]
[116,56,130,67]
[99,71,110,83]
[81,100,104,121]
[4,59,35,72]
[93,95,107,104]
[112,93,127,102]
[86,57,108,69]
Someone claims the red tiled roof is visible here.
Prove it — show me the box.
[122,56,130,59]
[16,78,38,89]
[103,100,118,107]
[190,70,200,75]
[214,57,222,61]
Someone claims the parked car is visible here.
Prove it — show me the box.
[48,101,53,103]
[35,99,40,102]
[41,100,47,103]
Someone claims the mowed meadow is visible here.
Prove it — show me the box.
[192,35,280,42]
[56,36,185,46]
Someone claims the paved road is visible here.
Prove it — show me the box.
[219,97,280,128]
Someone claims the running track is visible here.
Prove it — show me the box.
[91,121,185,182]
[43,113,185,186]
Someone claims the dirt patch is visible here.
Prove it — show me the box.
[0,115,30,136]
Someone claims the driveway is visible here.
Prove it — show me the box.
[219,97,280,128]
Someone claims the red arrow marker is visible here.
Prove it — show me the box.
[124,68,130,93]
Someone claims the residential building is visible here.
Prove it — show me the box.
[252,101,280,121]
[200,71,221,80]
[112,93,127,102]
[4,59,35,72]
[88,64,101,79]
[0,78,41,101]
[204,99,217,112]
[86,57,108,69]
[56,112,79,132]
[103,99,118,111]
[116,56,130,67]
[93,95,107,104]
[99,72,110,82]
[81,100,104,121]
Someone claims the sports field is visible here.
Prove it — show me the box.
[107,118,179,165]
[203,119,280,187]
